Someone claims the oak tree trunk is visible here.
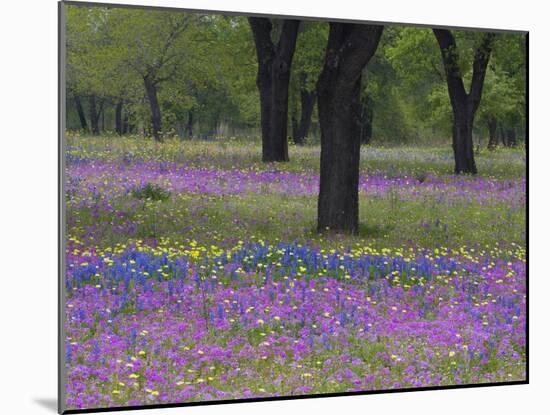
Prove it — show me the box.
[507,128,517,147]
[144,76,162,141]
[294,88,315,145]
[74,96,88,131]
[434,29,494,174]
[249,18,300,162]
[487,116,498,150]
[452,104,477,173]
[115,100,123,135]
[186,110,193,139]
[122,111,130,134]
[89,95,100,136]
[317,23,383,234]
[360,95,374,144]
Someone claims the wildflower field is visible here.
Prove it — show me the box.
[64,135,526,409]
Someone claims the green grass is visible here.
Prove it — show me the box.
[67,133,526,179]
[69,190,525,251]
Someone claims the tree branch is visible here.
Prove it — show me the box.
[248,17,275,65]
[469,32,495,110]
[433,28,468,108]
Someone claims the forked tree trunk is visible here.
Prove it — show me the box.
[74,96,88,131]
[249,18,300,162]
[89,95,100,136]
[144,75,162,141]
[487,116,498,150]
[115,100,123,135]
[434,29,495,174]
[317,23,383,234]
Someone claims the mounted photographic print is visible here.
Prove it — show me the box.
[59,1,528,413]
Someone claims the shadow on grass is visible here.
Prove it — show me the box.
[306,222,394,242]
[357,222,394,239]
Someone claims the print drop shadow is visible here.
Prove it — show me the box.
[34,398,57,413]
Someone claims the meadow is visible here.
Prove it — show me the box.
[64,134,526,409]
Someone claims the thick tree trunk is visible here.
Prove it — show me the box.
[294,88,315,145]
[487,116,498,150]
[115,100,123,135]
[318,75,363,233]
[317,23,383,234]
[256,53,292,160]
[452,105,477,174]
[144,76,162,141]
[89,95,100,136]
[249,18,300,162]
[433,29,494,175]
[74,96,88,131]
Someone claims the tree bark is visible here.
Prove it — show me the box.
[186,110,193,139]
[115,100,123,135]
[487,116,498,150]
[360,94,374,144]
[291,114,299,143]
[433,29,495,174]
[74,96,88,131]
[294,86,315,145]
[317,23,383,234]
[101,104,105,132]
[507,128,517,147]
[122,111,130,134]
[144,75,162,141]
[249,18,300,162]
[89,95,100,136]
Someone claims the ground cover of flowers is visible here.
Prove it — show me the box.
[64,136,526,409]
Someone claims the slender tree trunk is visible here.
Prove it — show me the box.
[498,124,507,146]
[291,113,299,143]
[249,18,300,162]
[115,100,123,135]
[317,23,383,234]
[360,95,374,144]
[507,128,517,147]
[433,29,494,174]
[144,76,162,141]
[101,104,105,132]
[122,111,129,134]
[487,116,498,150]
[89,95,100,136]
[294,88,315,145]
[186,110,193,139]
[74,96,88,131]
